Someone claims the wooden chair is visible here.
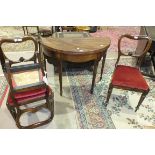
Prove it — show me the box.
[105,34,152,112]
[22,26,52,37]
[0,36,54,129]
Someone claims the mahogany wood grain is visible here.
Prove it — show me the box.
[41,33,110,95]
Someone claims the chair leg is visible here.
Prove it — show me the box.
[6,104,17,120]
[105,83,113,106]
[44,58,47,73]
[46,91,54,112]
[135,90,149,112]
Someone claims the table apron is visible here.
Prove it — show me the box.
[55,52,104,63]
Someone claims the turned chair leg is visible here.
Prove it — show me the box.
[135,90,149,112]
[105,83,113,106]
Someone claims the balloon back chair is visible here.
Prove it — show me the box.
[105,34,152,112]
[0,36,54,128]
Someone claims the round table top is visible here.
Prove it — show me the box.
[41,37,111,55]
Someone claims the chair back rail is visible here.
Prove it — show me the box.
[116,34,152,68]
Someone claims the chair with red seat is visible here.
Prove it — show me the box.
[0,36,54,128]
[105,34,152,112]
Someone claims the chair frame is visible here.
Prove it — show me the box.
[0,36,54,129]
[105,34,152,112]
[22,26,52,37]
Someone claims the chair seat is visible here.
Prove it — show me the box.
[112,65,149,90]
[8,87,51,106]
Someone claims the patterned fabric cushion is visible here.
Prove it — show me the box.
[112,65,149,90]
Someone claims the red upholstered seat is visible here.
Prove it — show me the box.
[8,87,51,105]
[105,34,152,112]
[112,65,149,90]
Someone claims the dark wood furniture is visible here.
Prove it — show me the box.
[42,32,91,70]
[41,32,110,96]
[0,36,54,129]
[61,26,76,32]
[22,26,52,37]
[106,34,152,112]
[137,26,155,79]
